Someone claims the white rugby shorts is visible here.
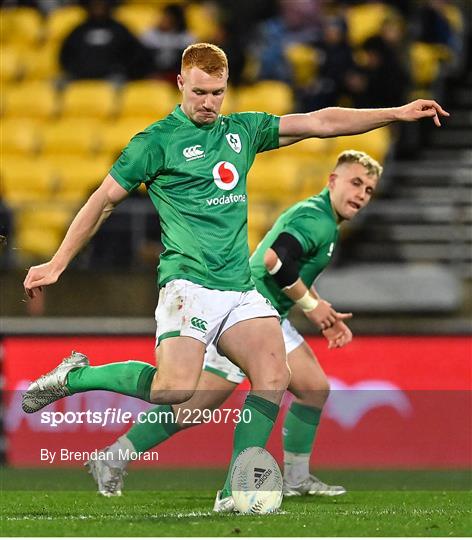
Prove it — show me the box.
[155,279,279,346]
[203,318,305,384]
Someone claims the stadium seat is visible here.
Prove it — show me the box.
[410,42,451,88]
[331,128,391,164]
[0,46,23,82]
[52,155,114,202]
[61,81,117,119]
[248,202,275,235]
[235,81,294,116]
[298,161,333,199]
[15,204,74,260]
[39,119,101,157]
[247,154,303,203]
[285,43,319,87]
[22,42,62,81]
[0,158,54,204]
[219,85,236,116]
[0,7,43,47]
[114,4,158,35]
[2,81,57,119]
[346,3,392,47]
[1,119,40,156]
[44,5,86,43]
[276,138,334,160]
[185,3,220,41]
[247,227,262,253]
[99,118,156,158]
[119,81,177,120]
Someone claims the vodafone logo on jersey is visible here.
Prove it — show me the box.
[212,161,239,191]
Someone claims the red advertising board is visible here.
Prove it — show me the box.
[3,336,471,468]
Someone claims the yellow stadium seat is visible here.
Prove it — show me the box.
[119,81,177,120]
[185,3,220,41]
[44,5,86,43]
[61,81,117,119]
[410,42,451,88]
[2,81,57,119]
[114,4,159,35]
[247,154,303,203]
[346,3,392,47]
[0,7,43,47]
[235,81,294,116]
[298,161,332,199]
[219,85,236,116]
[276,138,335,160]
[248,202,275,236]
[1,119,40,156]
[0,46,23,82]
[22,42,62,81]
[51,155,113,201]
[247,227,263,253]
[331,128,391,164]
[99,118,156,158]
[0,158,54,204]
[285,43,319,87]
[15,204,74,260]
[39,119,101,157]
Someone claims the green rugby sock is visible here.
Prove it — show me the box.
[66,361,156,402]
[221,393,279,498]
[126,404,181,453]
[283,401,322,454]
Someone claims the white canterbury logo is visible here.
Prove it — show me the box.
[183,145,205,161]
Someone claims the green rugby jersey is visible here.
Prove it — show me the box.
[250,188,339,320]
[110,105,280,290]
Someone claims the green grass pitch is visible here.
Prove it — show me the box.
[1,469,471,536]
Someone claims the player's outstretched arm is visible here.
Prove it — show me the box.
[278,99,449,146]
[23,174,129,298]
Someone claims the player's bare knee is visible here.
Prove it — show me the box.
[256,363,290,390]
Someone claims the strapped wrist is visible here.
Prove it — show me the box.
[296,290,319,312]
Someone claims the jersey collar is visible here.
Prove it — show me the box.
[172,105,219,130]
[318,188,338,225]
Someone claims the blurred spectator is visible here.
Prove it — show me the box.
[59,0,150,82]
[256,0,323,82]
[346,16,410,108]
[300,15,354,110]
[140,4,194,82]
[416,0,459,50]
[217,0,277,86]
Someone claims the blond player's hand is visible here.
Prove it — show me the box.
[396,99,449,127]
[305,300,352,331]
[323,320,353,349]
[23,261,61,299]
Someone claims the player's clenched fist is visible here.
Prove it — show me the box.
[395,99,449,127]
[23,261,60,298]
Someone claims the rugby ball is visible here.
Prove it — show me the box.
[230,446,283,514]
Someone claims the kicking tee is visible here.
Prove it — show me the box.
[110,105,280,291]
[250,188,339,320]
